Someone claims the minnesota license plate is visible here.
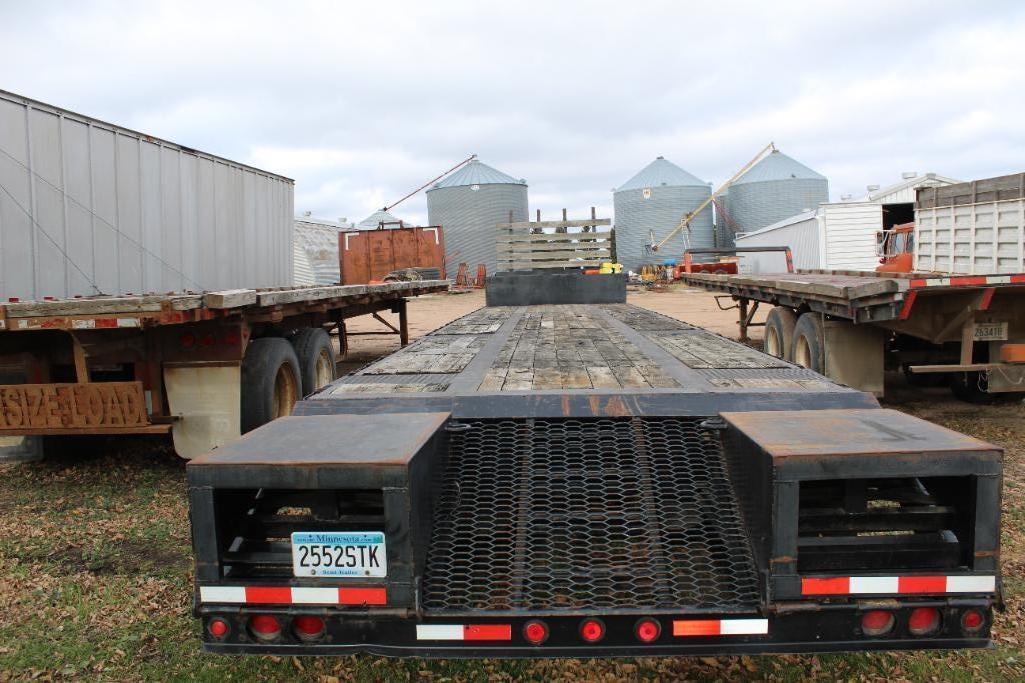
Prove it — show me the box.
[974,322,1008,342]
[291,531,387,578]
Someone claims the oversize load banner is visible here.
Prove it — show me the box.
[0,382,149,429]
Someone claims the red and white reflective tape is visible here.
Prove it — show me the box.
[199,585,386,605]
[71,318,140,329]
[801,575,995,596]
[416,624,512,641]
[909,274,1025,289]
[673,619,768,637]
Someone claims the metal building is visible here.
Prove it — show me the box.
[426,159,527,275]
[613,157,712,271]
[293,215,348,286]
[735,172,960,273]
[722,150,828,240]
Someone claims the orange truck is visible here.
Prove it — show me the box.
[875,222,915,273]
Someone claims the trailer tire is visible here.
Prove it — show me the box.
[241,337,302,433]
[290,327,336,395]
[791,312,825,373]
[764,307,797,359]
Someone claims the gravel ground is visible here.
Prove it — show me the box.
[1,286,1021,681]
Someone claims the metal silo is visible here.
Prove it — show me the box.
[724,150,828,236]
[358,208,408,230]
[426,160,528,275]
[612,157,712,271]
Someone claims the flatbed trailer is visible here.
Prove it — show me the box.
[678,268,1025,399]
[187,301,1001,657]
[0,280,448,460]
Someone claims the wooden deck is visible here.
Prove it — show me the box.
[324,303,845,397]
[0,280,449,331]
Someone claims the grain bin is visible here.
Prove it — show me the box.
[613,157,712,271]
[0,89,294,301]
[426,159,527,275]
[724,150,828,237]
[358,208,408,230]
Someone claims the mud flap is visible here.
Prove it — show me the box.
[165,363,241,459]
[0,435,43,463]
[823,319,886,396]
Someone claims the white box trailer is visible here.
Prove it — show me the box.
[0,90,452,463]
[0,89,294,301]
[915,173,1025,275]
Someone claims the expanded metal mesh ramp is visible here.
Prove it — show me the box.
[421,416,761,615]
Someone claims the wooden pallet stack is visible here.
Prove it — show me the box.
[496,208,612,271]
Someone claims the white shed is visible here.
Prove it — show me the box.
[735,173,960,273]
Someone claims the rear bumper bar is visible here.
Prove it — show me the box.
[202,638,991,658]
[196,603,994,657]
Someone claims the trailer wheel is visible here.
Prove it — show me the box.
[241,338,302,433]
[792,312,824,373]
[764,307,797,359]
[290,327,336,395]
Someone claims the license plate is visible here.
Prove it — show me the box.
[974,322,1008,342]
[290,531,386,578]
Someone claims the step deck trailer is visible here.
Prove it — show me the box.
[678,269,1025,399]
[0,280,448,459]
[188,303,1001,657]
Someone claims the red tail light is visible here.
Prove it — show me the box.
[579,618,605,643]
[248,614,282,641]
[635,618,661,643]
[293,615,325,641]
[860,610,895,637]
[908,607,940,636]
[207,617,230,638]
[180,332,196,349]
[961,609,985,634]
[523,620,549,645]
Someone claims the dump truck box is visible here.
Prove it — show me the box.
[188,303,1001,657]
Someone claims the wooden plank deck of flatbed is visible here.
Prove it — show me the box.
[0,280,450,331]
[316,303,855,398]
[679,270,914,300]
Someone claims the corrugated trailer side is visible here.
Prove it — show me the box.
[915,173,1025,275]
[0,89,294,301]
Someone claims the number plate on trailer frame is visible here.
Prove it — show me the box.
[291,532,387,578]
[974,322,1008,342]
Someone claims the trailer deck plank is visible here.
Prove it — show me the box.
[682,270,910,301]
[0,280,449,329]
[319,303,863,401]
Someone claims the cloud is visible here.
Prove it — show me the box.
[0,0,1023,225]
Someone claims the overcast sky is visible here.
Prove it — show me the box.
[2,1,1023,226]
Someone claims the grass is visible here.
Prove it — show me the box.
[1,396,1023,681]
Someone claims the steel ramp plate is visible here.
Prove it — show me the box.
[421,416,761,615]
